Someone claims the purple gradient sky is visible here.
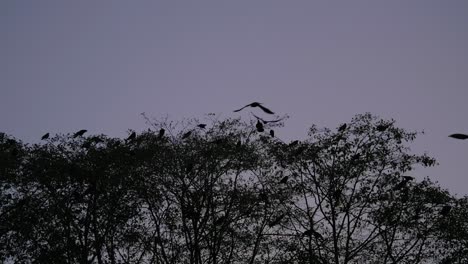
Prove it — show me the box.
[1,1,468,196]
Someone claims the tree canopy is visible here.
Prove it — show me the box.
[1,113,467,264]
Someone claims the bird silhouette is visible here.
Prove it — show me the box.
[402,176,414,182]
[279,176,288,184]
[182,131,192,139]
[256,120,264,132]
[269,130,275,137]
[41,133,49,140]
[234,102,274,114]
[376,124,391,132]
[214,215,226,225]
[393,180,408,191]
[73,130,87,138]
[268,214,285,227]
[252,113,284,124]
[440,205,451,216]
[126,131,136,141]
[289,140,299,146]
[338,124,347,132]
[159,128,165,138]
[197,124,207,129]
[302,229,323,239]
[449,133,468,140]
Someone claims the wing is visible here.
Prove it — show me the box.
[257,104,274,114]
[233,104,249,112]
[449,133,468,139]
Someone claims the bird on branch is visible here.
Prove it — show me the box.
[41,133,49,140]
[73,129,87,138]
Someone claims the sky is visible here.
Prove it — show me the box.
[1,1,468,196]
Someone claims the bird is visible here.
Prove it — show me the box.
[234,102,274,114]
[197,124,207,129]
[182,131,192,139]
[302,229,323,239]
[440,205,451,216]
[256,120,264,132]
[393,180,408,191]
[338,124,347,132]
[158,128,165,138]
[214,215,226,225]
[376,124,391,132]
[41,133,49,140]
[449,133,468,140]
[279,176,288,184]
[73,129,87,138]
[289,140,299,146]
[268,214,285,227]
[402,176,414,182]
[252,113,284,124]
[126,131,136,141]
[269,130,275,137]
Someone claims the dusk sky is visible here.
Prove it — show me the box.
[1,1,468,196]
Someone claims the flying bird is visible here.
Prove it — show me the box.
[269,129,275,137]
[41,133,49,140]
[197,124,207,129]
[449,133,468,140]
[234,102,274,114]
[126,131,136,141]
[182,131,192,139]
[73,129,87,138]
[279,176,288,184]
[440,205,451,216]
[252,113,284,124]
[256,120,264,132]
[338,124,347,132]
[159,128,165,138]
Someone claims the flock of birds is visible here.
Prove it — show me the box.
[38,102,463,236]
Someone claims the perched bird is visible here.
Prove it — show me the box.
[440,205,451,216]
[302,229,323,239]
[289,140,299,146]
[449,133,468,140]
[269,129,275,137]
[126,131,136,141]
[41,133,49,140]
[268,214,285,227]
[73,129,87,138]
[402,176,414,182]
[393,180,408,191]
[214,215,226,225]
[197,124,207,129]
[256,120,264,132]
[159,128,165,138]
[376,124,391,132]
[182,131,192,139]
[234,102,274,114]
[279,176,288,184]
[338,124,347,132]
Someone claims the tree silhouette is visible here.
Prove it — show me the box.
[1,113,467,264]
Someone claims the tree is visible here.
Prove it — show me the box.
[1,113,467,264]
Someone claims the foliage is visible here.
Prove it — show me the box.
[0,113,466,264]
